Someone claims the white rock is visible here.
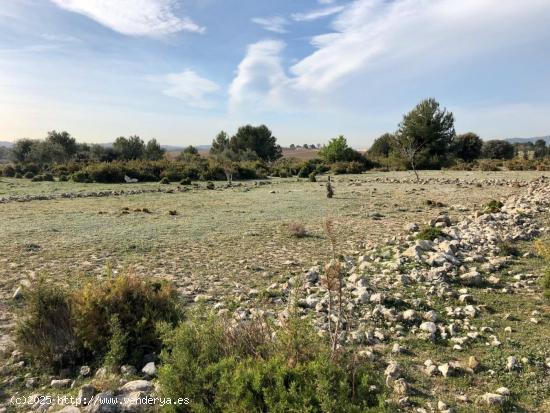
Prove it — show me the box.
[141,362,156,377]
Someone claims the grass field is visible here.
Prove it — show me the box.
[1,170,549,411]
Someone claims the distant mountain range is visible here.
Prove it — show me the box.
[507,136,550,144]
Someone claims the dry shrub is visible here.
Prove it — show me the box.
[222,317,273,359]
[286,222,308,238]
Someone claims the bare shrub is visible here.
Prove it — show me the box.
[286,222,308,238]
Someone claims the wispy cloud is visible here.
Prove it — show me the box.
[162,69,219,109]
[49,0,204,37]
[230,0,550,113]
[251,16,289,34]
[291,5,345,22]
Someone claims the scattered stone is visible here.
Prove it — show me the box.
[51,378,72,388]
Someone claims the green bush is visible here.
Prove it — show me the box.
[85,162,126,183]
[71,170,92,183]
[158,312,387,413]
[14,172,23,179]
[42,172,54,181]
[180,177,192,185]
[31,175,43,182]
[416,226,443,241]
[58,174,68,182]
[309,172,317,182]
[72,276,181,366]
[206,181,215,190]
[23,171,35,179]
[2,164,16,177]
[483,199,504,214]
[15,280,79,371]
[159,177,170,185]
[16,275,181,371]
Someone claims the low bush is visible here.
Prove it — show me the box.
[180,177,192,185]
[309,172,317,182]
[206,181,215,190]
[16,275,181,372]
[23,171,35,179]
[31,175,43,182]
[42,172,54,181]
[483,199,504,214]
[15,280,79,371]
[71,170,92,183]
[58,174,68,182]
[159,177,170,185]
[158,311,388,413]
[72,276,181,367]
[496,241,520,257]
[2,164,16,177]
[14,172,22,179]
[416,226,443,241]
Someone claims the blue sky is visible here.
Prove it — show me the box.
[1,0,550,147]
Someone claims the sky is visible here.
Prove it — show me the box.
[1,0,550,148]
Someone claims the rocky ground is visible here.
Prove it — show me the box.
[0,172,549,412]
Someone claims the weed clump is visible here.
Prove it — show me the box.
[308,172,317,182]
[416,226,443,241]
[483,199,504,214]
[206,181,215,190]
[535,240,550,300]
[180,177,192,185]
[496,241,520,257]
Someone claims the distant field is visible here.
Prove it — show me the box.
[281,148,319,160]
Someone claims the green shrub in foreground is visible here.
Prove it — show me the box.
[158,312,388,413]
[15,275,181,372]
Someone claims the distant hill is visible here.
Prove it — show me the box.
[0,141,13,148]
[507,136,550,144]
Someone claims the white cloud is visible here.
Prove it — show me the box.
[162,69,219,109]
[50,0,204,37]
[290,0,550,92]
[229,40,288,110]
[230,0,550,121]
[251,16,289,34]
[291,5,345,22]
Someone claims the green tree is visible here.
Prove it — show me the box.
[392,98,455,180]
[229,125,282,162]
[46,130,77,161]
[368,133,394,158]
[113,136,145,160]
[182,145,199,156]
[144,139,165,160]
[534,139,547,159]
[10,139,38,163]
[482,140,514,160]
[318,135,355,163]
[210,131,230,155]
[452,132,483,162]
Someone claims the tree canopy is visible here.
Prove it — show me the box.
[482,140,514,160]
[318,136,356,163]
[228,125,282,162]
[452,132,483,162]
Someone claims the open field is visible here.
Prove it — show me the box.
[1,170,549,412]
